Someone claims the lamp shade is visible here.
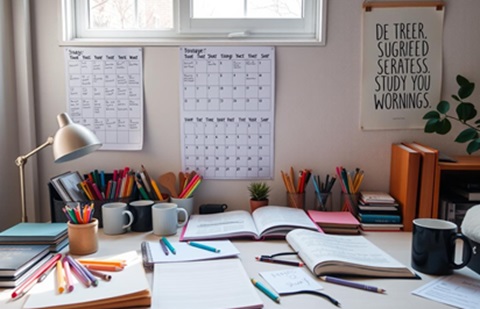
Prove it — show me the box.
[52,113,102,163]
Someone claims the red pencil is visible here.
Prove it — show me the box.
[11,253,62,299]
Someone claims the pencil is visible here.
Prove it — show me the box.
[255,256,304,267]
[83,264,124,272]
[320,275,386,294]
[251,278,280,303]
[187,241,221,253]
[56,260,65,294]
[161,237,176,255]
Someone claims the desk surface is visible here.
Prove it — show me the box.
[1,230,477,309]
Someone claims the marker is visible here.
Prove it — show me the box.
[187,241,220,253]
[251,278,280,303]
[320,275,386,294]
[255,256,303,267]
[161,237,176,255]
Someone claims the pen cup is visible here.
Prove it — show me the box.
[315,192,333,211]
[286,192,305,210]
[170,196,194,222]
[340,192,359,214]
[67,218,98,255]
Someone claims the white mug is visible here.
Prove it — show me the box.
[102,202,134,235]
[152,203,189,236]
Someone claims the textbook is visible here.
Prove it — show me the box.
[180,205,320,241]
[0,223,67,242]
[0,244,50,277]
[307,210,360,234]
[0,253,52,288]
[286,229,417,278]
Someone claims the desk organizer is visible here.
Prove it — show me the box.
[49,182,133,228]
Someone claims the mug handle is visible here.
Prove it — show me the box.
[451,233,473,269]
[177,208,189,227]
[123,210,134,229]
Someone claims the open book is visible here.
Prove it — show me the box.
[180,205,320,241]
[286,229,417,278]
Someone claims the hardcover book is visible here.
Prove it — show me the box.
[0,223,67,242]
[0,244,50,278]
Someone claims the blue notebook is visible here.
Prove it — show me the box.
[0,223,68,242]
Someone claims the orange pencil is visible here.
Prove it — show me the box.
[83,264,124,272]
[78,259,126,267]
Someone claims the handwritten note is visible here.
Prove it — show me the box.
[259,268,323,294]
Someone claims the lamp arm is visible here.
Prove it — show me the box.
[14,136,54,222]
[15,136,54,167]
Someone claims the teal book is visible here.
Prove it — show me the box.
[0,223,67,242]
[358,214,401,224]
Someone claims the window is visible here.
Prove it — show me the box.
[61,0,326,45]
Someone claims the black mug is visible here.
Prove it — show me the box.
[128,200,154,232]
[411,218,472,275]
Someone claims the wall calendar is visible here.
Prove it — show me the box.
[180,46,275,180]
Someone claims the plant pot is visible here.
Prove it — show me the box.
[250,199,269,212]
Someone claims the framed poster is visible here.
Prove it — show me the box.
[361,2,444,130]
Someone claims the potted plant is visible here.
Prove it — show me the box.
[248,182,271,212]
[423,75,480,154]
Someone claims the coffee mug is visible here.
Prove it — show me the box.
[411,218,472,275]
[102,202,134,235]
[152,203,189,236]
[129,200,154,232]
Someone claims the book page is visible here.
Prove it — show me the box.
[153,259,263,309]
[147,240,239,262]
[181,210,259,240]
[252,206,319,236]
[286,229,409,276]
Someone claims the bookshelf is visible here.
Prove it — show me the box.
[432,156,480,219]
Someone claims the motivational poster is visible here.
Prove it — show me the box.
[361,5,444,130]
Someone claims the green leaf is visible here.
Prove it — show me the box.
[459,82,475,99]
[455,128,478,143]
[456,102,477,121]
[435,119,452,134]
[424,118,439,133]
[437,100,450,114]
[456,75,470,87]
[466,139,480,154]
[452,94,461,102]
[475,119,480,124]
[423,111,440,120]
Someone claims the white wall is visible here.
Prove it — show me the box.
[27,0,480,222]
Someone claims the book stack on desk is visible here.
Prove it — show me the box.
[0,222,69,252]
[0,244,51,287]
[357,191,403,231]
[307,210,361,234]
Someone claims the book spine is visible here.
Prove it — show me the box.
[358,214,401,223]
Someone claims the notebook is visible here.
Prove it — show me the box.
[152,258,263,309]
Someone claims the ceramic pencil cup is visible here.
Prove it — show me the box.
[68,218,99,255]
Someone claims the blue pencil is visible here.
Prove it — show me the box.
[187,241,221,253]
[161,237,176,255]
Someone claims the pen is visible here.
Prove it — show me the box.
[187,241,221,253]
[159,239,169,255]
[161,237,176,255]
[251,278,280,303]
[87,268,112,281]
[320,275,386,294]
[11,253,62,299]
[255,256,304,267]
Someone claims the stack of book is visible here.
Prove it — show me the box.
[0,244,51,287]
[0,222,69,253]
[357,191,403,231]
[307,210,361,234]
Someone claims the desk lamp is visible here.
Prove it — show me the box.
[15,113,102,222]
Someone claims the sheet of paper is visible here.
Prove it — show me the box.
[412,274,480,309]
[148,240,239,262]
[179,46,275,179]
[153,259,263,309]
[64,47,144,150]
[259,268,323,294]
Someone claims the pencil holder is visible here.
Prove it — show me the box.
[286,192,305,210]
[67,218,98,255]
[315,192,333,211]
[341,192,359,215]
[171,196,194,222]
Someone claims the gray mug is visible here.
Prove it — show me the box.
[102,202,134,235]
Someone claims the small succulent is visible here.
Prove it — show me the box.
[423,75,480,154]
[247,182,270,201]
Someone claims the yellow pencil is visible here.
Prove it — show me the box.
[151,179,164,200]
[56,260,65,294]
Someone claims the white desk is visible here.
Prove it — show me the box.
[1,230,478,309]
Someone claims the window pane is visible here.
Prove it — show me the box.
[88,0,173,30]
[192,0,303,19]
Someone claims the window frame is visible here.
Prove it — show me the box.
[60,0,327,46]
